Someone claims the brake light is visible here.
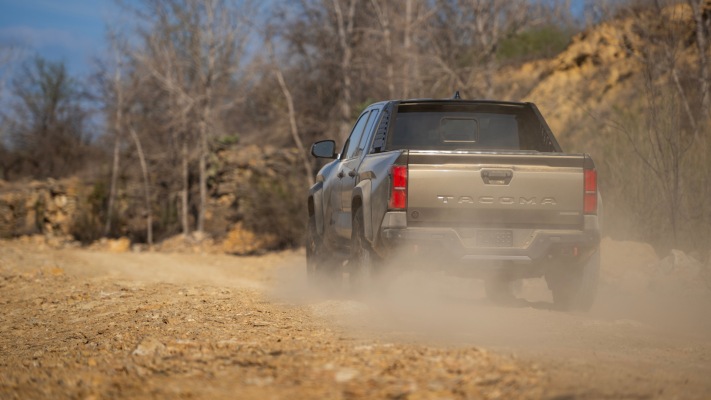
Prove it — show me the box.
[584,168,597,215]
[389,165,408,210]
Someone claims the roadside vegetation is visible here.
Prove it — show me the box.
[0,0,709,261]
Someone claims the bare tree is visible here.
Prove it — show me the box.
[132,4,195,236]
[191,0,253,233]
[267,0,371,146]
[333,0,359,141]
[266,40,315,186]
[583,0,623,26]
[128,124,153,246]
[0,45,21,179]
[403,0,414,98]
[606,0,710,247]
[369,0,394,98]
[4,57,90,179]
[104,43,124,236]
[401,0,436,99]
[687,0,710,116]
[0,45,21,104]
[129,0,252,236]
[423,0,534,98]
[102,30,154,245]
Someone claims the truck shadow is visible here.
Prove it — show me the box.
[438,293,558,311]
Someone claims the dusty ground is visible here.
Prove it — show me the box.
[1,240,710,399]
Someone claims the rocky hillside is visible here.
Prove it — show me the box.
[0,145,307,254]
[501,2,710,152]
[0,179,82,241]
[522,17,639,148]
[499,2,711,254]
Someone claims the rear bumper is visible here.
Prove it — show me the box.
[379,212,600,264]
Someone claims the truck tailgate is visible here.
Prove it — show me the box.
[406,151,585,228]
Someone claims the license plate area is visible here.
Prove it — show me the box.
[476,230,513,247]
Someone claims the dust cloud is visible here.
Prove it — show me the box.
[270,239,711,356]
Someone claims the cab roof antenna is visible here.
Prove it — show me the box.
[453,90,461,99]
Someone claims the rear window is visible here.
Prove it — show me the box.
[386,103,554,152]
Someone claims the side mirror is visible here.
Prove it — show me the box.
[311,140,337,159]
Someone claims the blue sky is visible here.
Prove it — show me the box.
[1,0,587,79]
[0,0,122,76]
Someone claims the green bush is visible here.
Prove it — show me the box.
[497,25,573,63]
[216,134,240,147]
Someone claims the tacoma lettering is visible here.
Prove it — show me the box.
[436,196,558,205]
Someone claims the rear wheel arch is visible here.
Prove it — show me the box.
[308,196,315,217]
[309,182,324,236]
[352,180,373,243]
[352,196,363,219]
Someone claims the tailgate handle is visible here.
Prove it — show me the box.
[481,169,513,185]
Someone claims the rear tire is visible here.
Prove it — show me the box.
[484,276,516,304]
[306,214,340,289]
[350,208,382,295]
[545,250,600,311]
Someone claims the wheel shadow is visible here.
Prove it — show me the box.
[437,292,559,311]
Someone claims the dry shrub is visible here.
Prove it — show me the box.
[221,222,279,255]
[237,166,308,249]
[70,181,108,244]
[599,99,711,255]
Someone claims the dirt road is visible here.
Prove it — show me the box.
[1,240,710,399]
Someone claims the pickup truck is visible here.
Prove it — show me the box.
[307,97,601,310]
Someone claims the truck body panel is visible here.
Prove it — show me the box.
[308,98,601,287]
[407,151,585,229]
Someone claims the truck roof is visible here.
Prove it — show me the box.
[392,99,530,106]
[370,99,531,108]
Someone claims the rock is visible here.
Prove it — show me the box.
[190,231,208,243]
[107,237,131,253]
[0,179,83,240]
[335,368,359,383]
[132,337,166,357]
[648,249,707,295]
[653,250,702,276]
[221,222,279,255]
[599,238,659,293]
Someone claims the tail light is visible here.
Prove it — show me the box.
[389,165,408,210]
[584,168,597,215]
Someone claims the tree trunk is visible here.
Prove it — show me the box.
[370,0,394,98]
[106,44,124,237]
[689,0,710,117]
[403,0,412,99]
[333,0,358,142]
[196,2,216,235]
[129,126,153,247]
[105,135,120,236]
[181,140,190,237]
[272,55,315,185]
[198,122,207,233]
